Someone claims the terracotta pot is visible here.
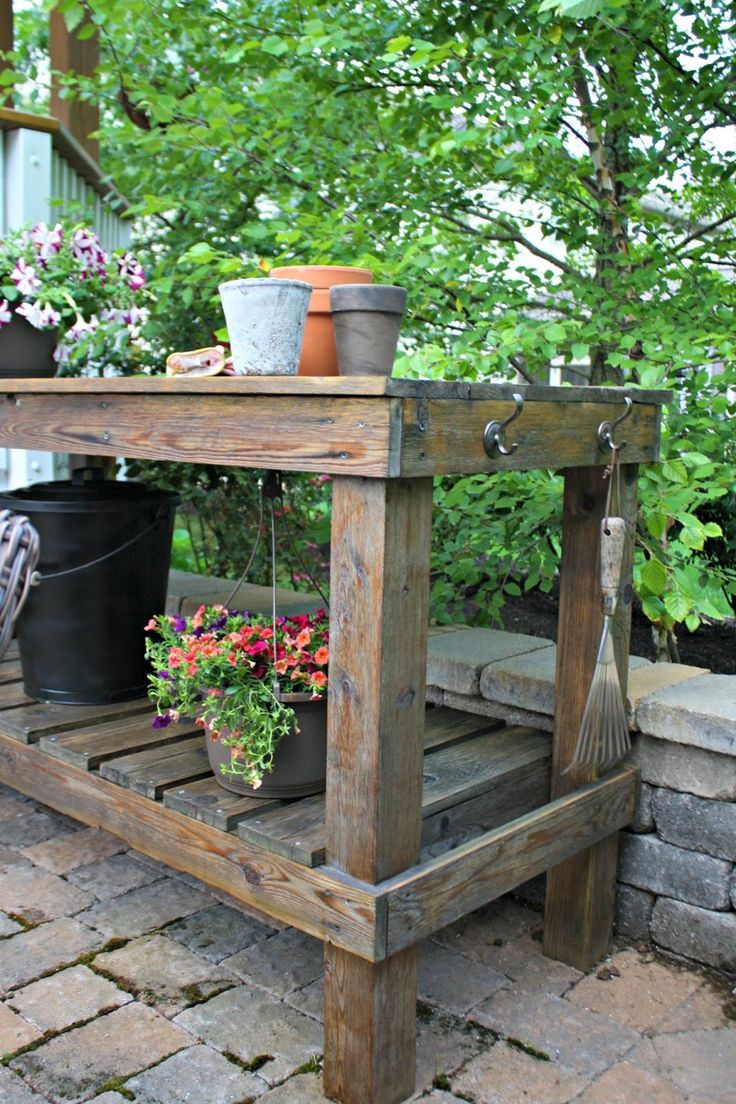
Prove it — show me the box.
[330,284,407,377]
[205,693,327,798]
[270,265,372,376]
[0,313,58,379]
[218,277,311,375]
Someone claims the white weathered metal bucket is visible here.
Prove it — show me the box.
[218,277,311,375]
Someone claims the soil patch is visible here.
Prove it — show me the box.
[494,587,736,675]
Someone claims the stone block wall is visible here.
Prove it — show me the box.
[426,626,736,973]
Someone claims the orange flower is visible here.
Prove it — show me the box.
[311,670,327,688]
[313,646,329,665]
[274,658,289,675]
[143,617,158,631]
[296,628,311,649]
[191,604,206,629]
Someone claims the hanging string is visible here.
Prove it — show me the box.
[222,483,266,609]
[603,444,621,532]
[223,470,330,615]
[279,482,330,611]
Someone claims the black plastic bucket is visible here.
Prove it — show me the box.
[0,473,178,704]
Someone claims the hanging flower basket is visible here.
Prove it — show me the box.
[145,605,329,797]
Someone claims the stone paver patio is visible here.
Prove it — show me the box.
[0,780,734,1104]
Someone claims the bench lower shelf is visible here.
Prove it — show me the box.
[0,692,636,964]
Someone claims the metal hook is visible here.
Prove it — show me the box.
[483,393,524,457]
[597,396,633,453]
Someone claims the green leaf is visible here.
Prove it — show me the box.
[386,35,412,53]
[664,590,691,623]
[640,558,667,595]
[261,35,288,57]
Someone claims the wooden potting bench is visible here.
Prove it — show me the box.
[0,377,667,1103]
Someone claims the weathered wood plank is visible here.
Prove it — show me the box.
[0,385,666,479]
[381,769,637,957]
[544,465,639,970]
[99,737,211,798]
[420,758,551,861]
[400,398,662,475]
[238,710,514,866]
[421,706,503,750]
[163,776,282,831]
[323,475,433,1104]
[0,696,151,744]
[0,376,670,403]
[39,715,198,770]
[240,727,551,868]
[0,662,22,685]
[0,732,381,960]
[0,640,19,662]
[0,682,31,712]
[421,726,549,816]
[0,393,401,477]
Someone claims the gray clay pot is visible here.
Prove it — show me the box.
[330,284,407,376]
[0,314,58,378]
[206,694,327,798]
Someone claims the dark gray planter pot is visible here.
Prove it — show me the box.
[206,693,327,798]
[330,284,407,376]
[0,314,58,378]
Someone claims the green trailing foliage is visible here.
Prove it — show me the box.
[14,0,735,649]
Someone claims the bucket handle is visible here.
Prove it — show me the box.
[31,509,169,586]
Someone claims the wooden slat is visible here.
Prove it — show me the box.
[0,696,151,744]
[380,768,637,957]
[163,777,282,832]
[39,715,198,770]
[0,682,31,712]
[544,466,638,970]
[0,641,19,662]
[240,725,550,867]
[421,706,503,750]
[99,737,211,798]
[0,731,380,961]
[0,376,670,403]
[420,758,551,861]
[0,662,22,685]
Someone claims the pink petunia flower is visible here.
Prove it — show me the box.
[0,300,12,328]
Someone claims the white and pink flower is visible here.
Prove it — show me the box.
[11,258,41,296]
[0,300,12,328]
[15,300,61,330]
[30,222,63,262]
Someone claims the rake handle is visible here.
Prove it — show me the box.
[600,516,626,613]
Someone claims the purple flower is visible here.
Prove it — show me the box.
[152,713,173,729]
[171,616,187,633]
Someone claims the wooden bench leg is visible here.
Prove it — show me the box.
[323,476,432,1104]
[544,464,638,970]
